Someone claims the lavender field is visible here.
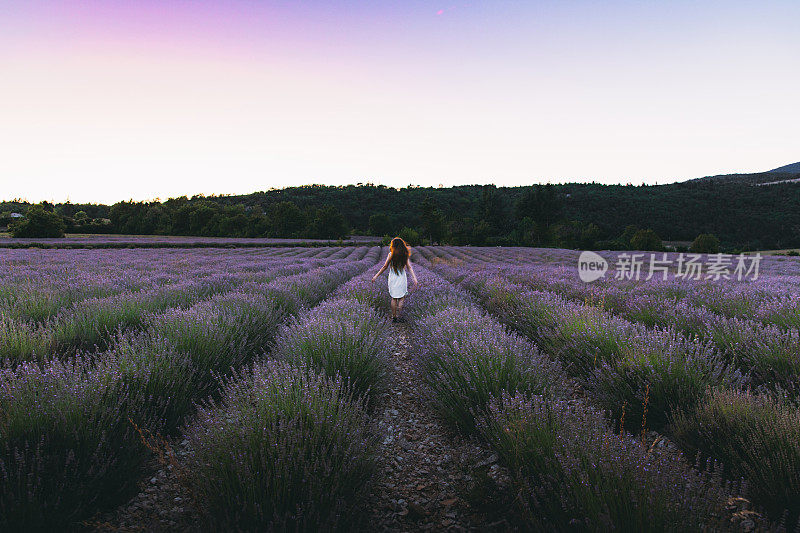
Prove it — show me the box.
[0,234,381,248]
[1,245,799,531]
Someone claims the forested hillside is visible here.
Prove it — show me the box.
[3,171,800,250]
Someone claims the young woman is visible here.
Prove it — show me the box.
[372,237,419,322]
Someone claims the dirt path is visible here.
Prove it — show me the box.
[367,323,513,532]
[92,440,199,532]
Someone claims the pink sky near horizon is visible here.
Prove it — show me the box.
[1,1,798,204]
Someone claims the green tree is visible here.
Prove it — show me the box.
[368,213,392,236]
[515,184,563,226]
[690,233,721,254]
[420,197,446,243]
[269,201,306,237]
[0,211,13,228]
[9,204,66,238]
[311,205,349,239]
[246,213,271,237]
[630,229,663,251]
[170,204,193,235]
[398,226,420,246]
[517,216,537,246]
[619,225,640,247]
[143,205,169,234]
[471,220,491,246]
[580,222,601,249]
[479,185,510,236]
[217,207,249,237]
[188,202,217,235]
[447,218,474,246]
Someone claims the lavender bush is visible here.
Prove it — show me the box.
[272,298,390,403]
[182,361,378,532]
[432,264,750,433]
[757,296,800,329]
[671,389,800,521]
[0,252,341,363]
[49,293,160,355]
[142,291,287,398]
[459,274,643,377]
[103,333,202,434]
[265,262,367,312]
[478,393,732,531]
[413,306,570,432]
[0,277,119,323]
[0,313,52,364]
[0,357,169,531]
[460,274,574,341]
[334,272,391,314]
[403,269,474,321]
[541,309,646,378]
[704,316,800,392]
[587,329,744,432]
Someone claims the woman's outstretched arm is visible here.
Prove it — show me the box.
[407,258,419,285]
[371,252,392,282]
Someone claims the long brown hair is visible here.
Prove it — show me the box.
[389,237,410,274]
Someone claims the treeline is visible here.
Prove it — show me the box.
[3,172,800,250]
[107,198,348,239]
[1,199,348,240]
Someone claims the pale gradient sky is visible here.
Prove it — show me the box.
[1,1,798,204]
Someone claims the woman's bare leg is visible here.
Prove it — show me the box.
[390,298,398,318]
[397,297,405,317]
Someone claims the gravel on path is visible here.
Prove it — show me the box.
[367,323,515,532]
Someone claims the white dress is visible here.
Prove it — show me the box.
[388,267,408,298]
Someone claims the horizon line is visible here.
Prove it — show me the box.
[3,166,794,206]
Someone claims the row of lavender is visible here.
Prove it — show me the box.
[0,247,371,364]
[0,247,382,530]
[426,245,800,405]
[440,245,800,280]
[1,235,381,246]
[402,265,739,530]
[422,247,800,396]
[503,265,800,395]
[179,263,395,530]
[420,248,800,525]
[0,246,361,323]
[430,245,800,328]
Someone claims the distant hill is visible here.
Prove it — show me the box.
[687,170,800,186]
[683,162,800,186]
[770,162,800,173]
